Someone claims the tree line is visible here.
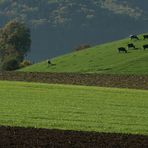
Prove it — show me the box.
[0,20,31,70]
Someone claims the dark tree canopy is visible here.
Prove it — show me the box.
[0,20,31,70]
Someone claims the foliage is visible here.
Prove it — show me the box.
[74,44,91,51]
[1,57,19,71]
[19,60,32,68]
[0,20,31,70]
[0,81,148,135]
[0,0,147,27]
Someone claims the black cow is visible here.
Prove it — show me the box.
[143,35,148,40]
[47,60,51,66]
[118,47,127,53]
[127,43,136,49]
[143,44,148,50]
[130,35,139,40]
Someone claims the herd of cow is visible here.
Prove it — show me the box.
[118,34,148,53]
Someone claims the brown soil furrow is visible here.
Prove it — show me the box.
[0,126,148,148]
[0,72,148,90]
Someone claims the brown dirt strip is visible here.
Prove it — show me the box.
[0,72,148,90]
[0,126,148,148]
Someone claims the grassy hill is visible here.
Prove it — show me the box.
[0,81,148,135]
[21,34,148,74]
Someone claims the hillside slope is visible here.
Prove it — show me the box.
[20,34,148,74]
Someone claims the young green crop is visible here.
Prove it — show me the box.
[0,81,148,135]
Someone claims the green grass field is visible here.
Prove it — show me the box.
[0,80,148,135]
[20,34,148,74]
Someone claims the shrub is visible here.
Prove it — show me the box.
[1,58,19,71]
[75,44,91,51]
[19,60,32,68]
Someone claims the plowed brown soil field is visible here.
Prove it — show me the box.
[0,72,148,90]
[0,126,148,148]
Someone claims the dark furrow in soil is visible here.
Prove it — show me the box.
[0,126,148,148]
[0,72,148,90]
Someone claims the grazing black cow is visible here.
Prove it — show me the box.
[47,60,51,66]
[118,47,127,53]
[143,35,148,40]
[130,35,139,40]
[143,44,148,50]
[127,43,136,49]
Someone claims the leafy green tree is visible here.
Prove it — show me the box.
[0,20,31,70]
[1,57,19,71]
